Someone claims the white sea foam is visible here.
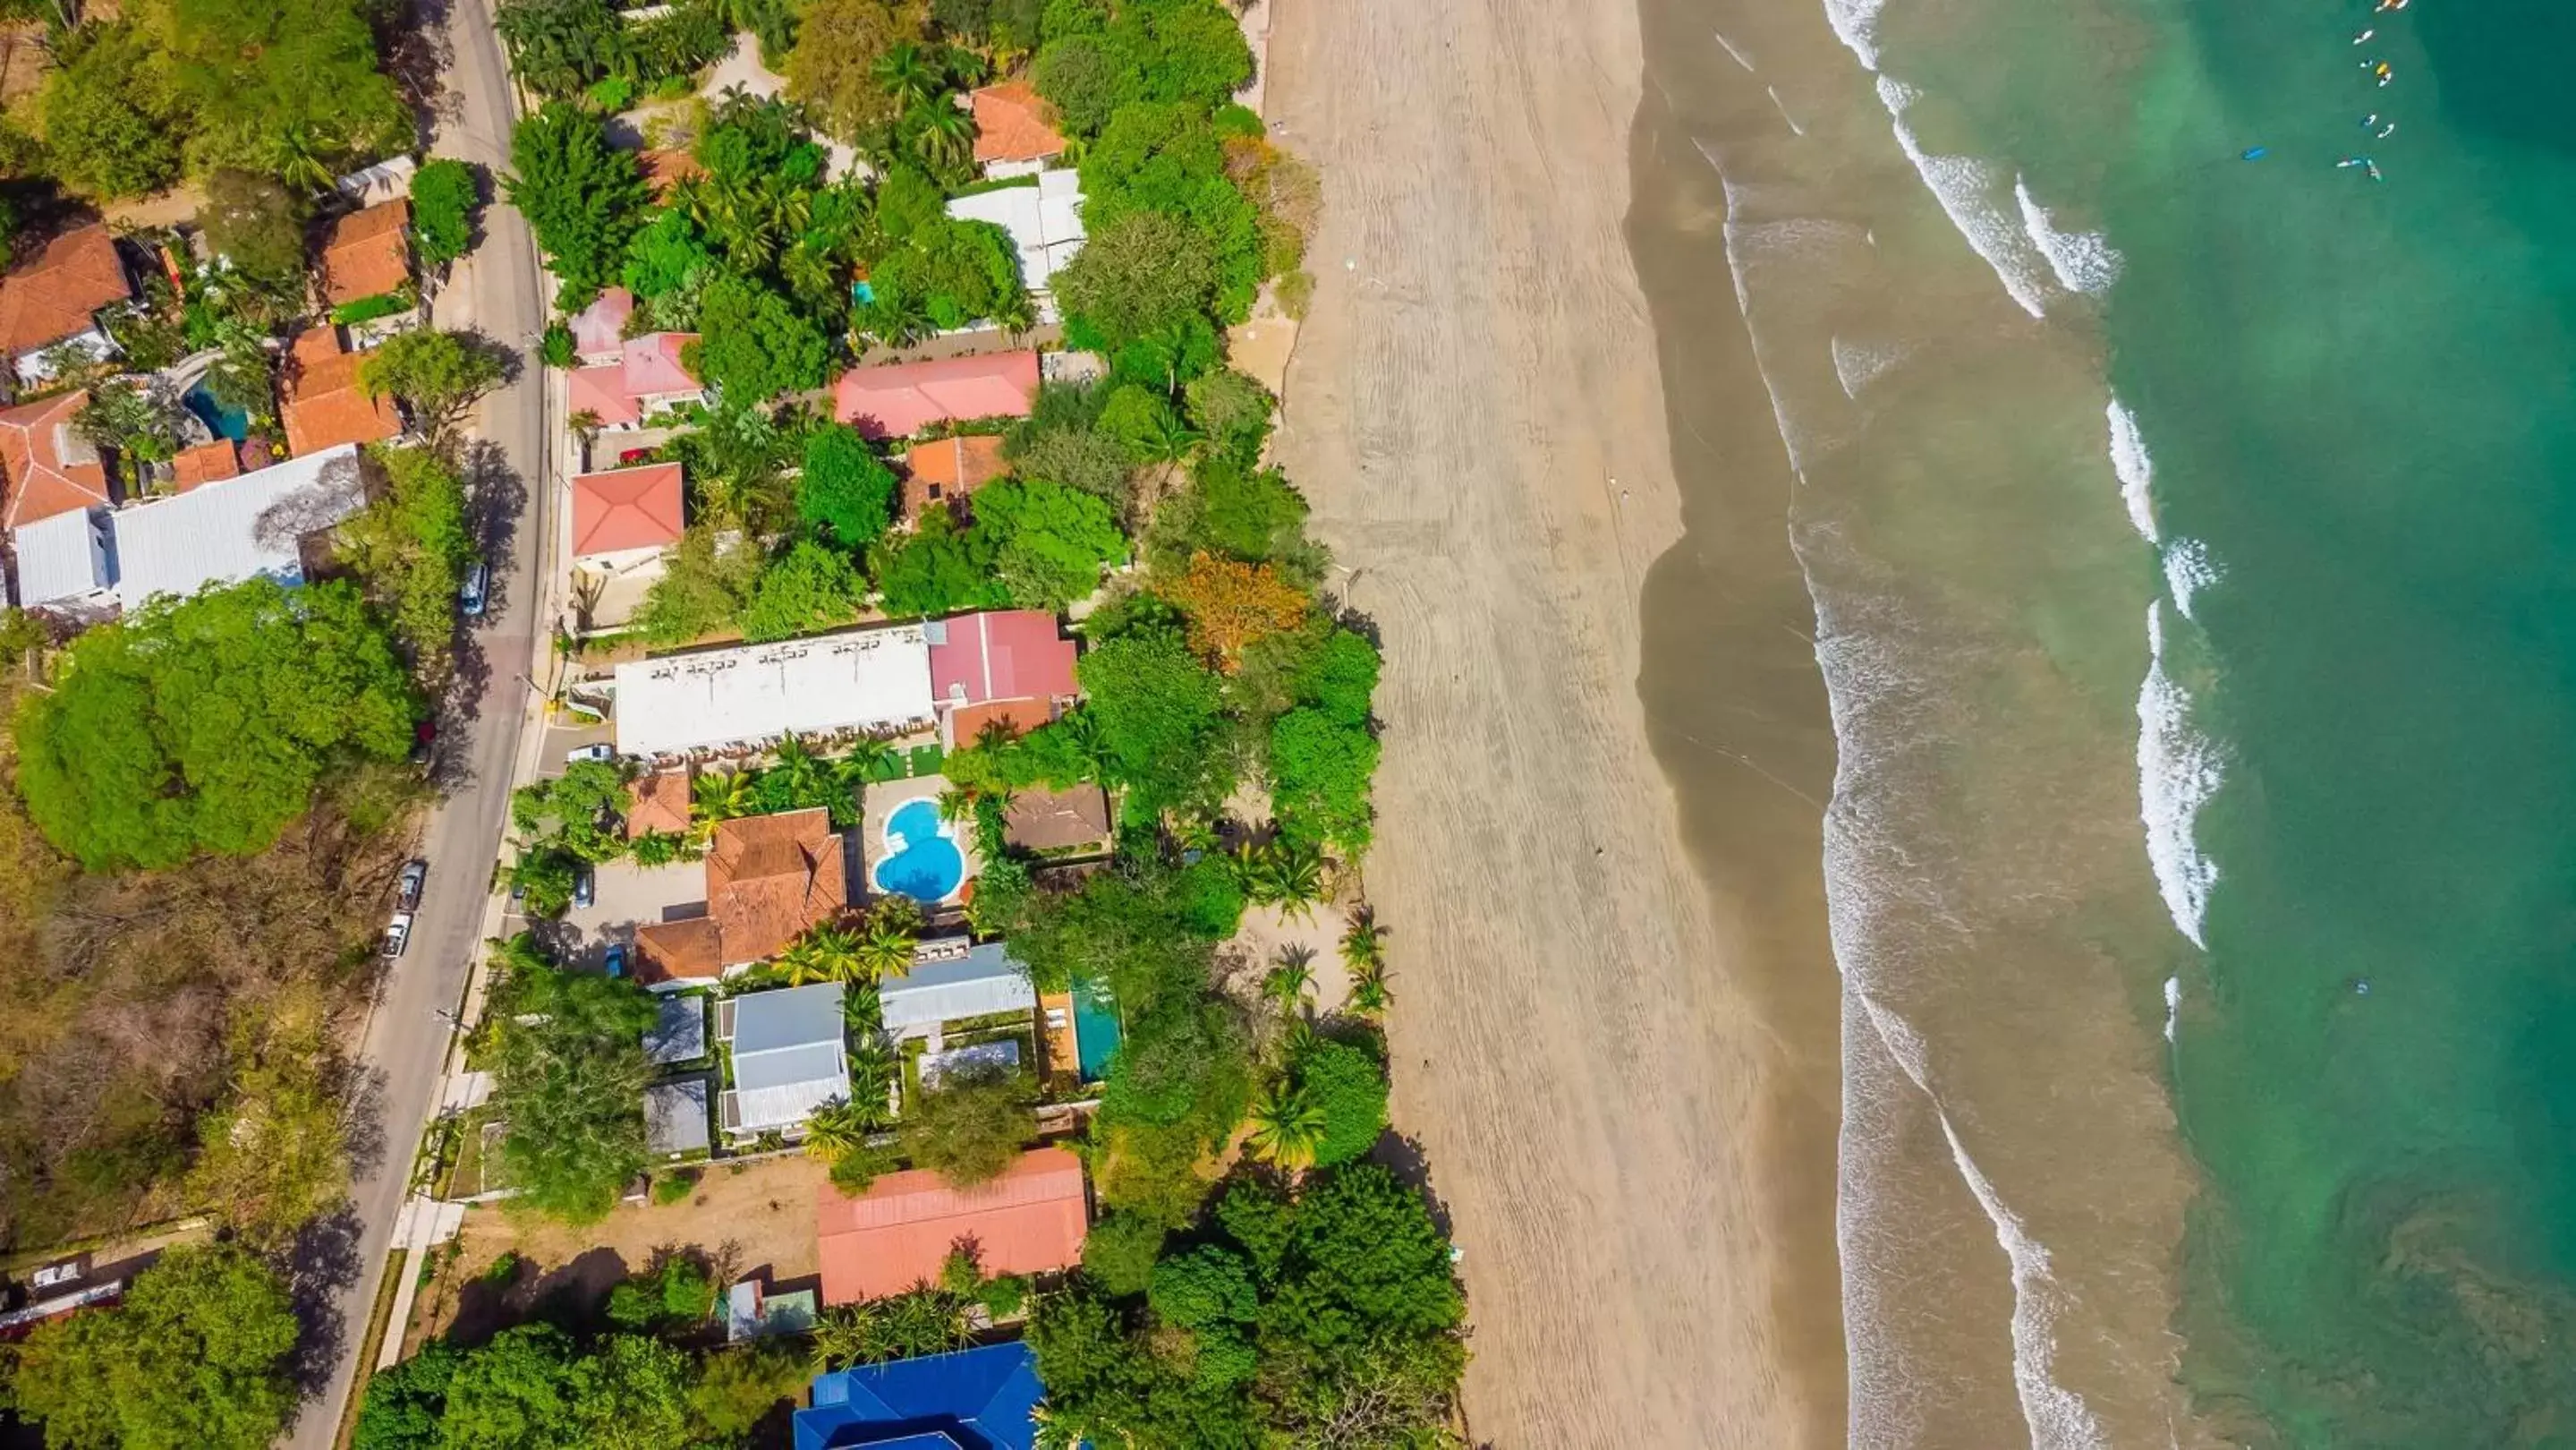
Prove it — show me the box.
[1767,85,1807,136]
[2138,602,2223,948]
[2014,177,2122,294]
[2163,538,2218,620]
[1713,28,1756,72]
[2163,976,2181,1044]
[1875,78,2052,319]
[1822,0,1884,70]
[1832,335,1907,399]
[2105,398,2160,543]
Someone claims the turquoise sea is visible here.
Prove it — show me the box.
[1878,0,2576,1438]
[1641,0,2576,1437]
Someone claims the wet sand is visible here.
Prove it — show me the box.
[1266,0,1847,1442]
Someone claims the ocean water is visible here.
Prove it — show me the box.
[1636,0,2576,1439]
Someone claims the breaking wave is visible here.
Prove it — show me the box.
[2138,602,2224,948]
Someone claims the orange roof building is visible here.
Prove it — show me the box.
[635,807,847,985]
[280,328,403,456]
[625,768,694,840]
[970,81,1068,169]
[900,434,1007,525]
[0,226,133,363]
[0,390,110,529]
[641,149,707,198]
[817,1147,1089,1304]
[168,439,243,491]
[834,351,1039,440]
[570,462,684,560]
[319,200,412,306]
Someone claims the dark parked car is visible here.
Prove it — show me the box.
[396,858,427,909]
[460,560,489,617]
[603,943,627,978]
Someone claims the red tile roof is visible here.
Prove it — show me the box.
[0,390,109,529]
[635,917,723,985]
[280,328,403,456]
[818,1147,1088,1304]
[169,439,242,491]
[642,149,706,197]
[625,768,695,840]
[320,200,412,305]
[706,807,847,967]
[625,332,701,397]
[569,286,634,359]
[571,462,684,557]
[970,81,1068,166]
[833,351,1039,440]
[1001,783,1111,852]
[568,362,642,428]
[0,226,132,358]
[901,434,1008,525]
[928,610,1078,711]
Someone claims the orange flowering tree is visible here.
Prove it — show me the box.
[1168,551,1309,671]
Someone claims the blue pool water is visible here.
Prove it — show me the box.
[1071,977,1121,1083]
[182,382,250,443]
[872,798,964,903]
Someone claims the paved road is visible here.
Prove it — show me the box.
[281,0,548,1441]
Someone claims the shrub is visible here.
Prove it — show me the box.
[332,290,415,327]
[1081,1209,1164,1297]
[650,1170,696,1204]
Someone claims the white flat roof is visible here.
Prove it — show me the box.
[108,444,364,611]
[612,625,936,758]
[946,170,1086,293]
[13,508,108,607]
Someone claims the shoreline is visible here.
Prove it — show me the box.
[1265,0,1847,1441]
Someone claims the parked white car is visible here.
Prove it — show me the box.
[566,743,616,765]
[382,912,413,959]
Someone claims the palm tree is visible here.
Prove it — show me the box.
[1245,1081,1326,1172]
[878,1285,974,1357]
[812,1302,890,1369]
[1240,836,1328,924]
[1348,954,1392,1018]
[994,287,1038,341]
[803,1099,873,1161]
[936,786,977,824]
[854,902,922,981]
[846,1038,898,1128]
[269,123,338,194]
[1029,1401,1081,1450]
[836,735,899,787]
[857,285,936,352]
[1262,944,1314,1013]
[693,768,752,824]
[773,733,827,804]
[781,921,863,985]
[907,94,978,173]
[873,42,939,112]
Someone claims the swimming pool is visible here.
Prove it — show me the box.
[1071,977,1122,1082]
[182,381,250,443]
[871,798,964,903]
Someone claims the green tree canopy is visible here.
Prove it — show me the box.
[494,0,625,100]
[1072,627,1228,814]
[898,1060,1038,1187]
[633,525,762,645]
[7,1243,302,1450]
[740,540,870,642]
[13,578,415,871]
[867,507,1006,618]
[684,273,834,405]
[796,422,901,550]
[507,104,653,306]
[158,0,411,179]
[1266,706,1377,849]
[785,0,930,142]
[336,445,474,670]
[1287,1036,1387,1166]
[1052,209,1219,352]
[491,964,658,1222]
[38,21,189,200]
[410,158,481,269]
[361,328,508,439]
[973,476,1126,610]
[201,168,312,286]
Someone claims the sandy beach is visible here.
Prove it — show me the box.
[1267,0,1848,1442]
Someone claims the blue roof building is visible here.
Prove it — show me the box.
[793,1343,1045,1450]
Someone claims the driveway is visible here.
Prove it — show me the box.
[550,857,709,968]
[280,0,553,1439]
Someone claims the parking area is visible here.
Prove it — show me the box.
[548,857,707,969]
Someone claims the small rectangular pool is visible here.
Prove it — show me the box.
[1072,976,1122,1083]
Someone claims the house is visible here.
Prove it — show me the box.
[716,982,852,1140]
[169,439,243,491]
[832,351,1038,440]
[571,461,684,586]
[319,199,412,307]
[643,993,709,1064]
[570,331,705,428]
[642,149,707,199]
[15,444,366,612]
[634,807,849,985]
[925,610,1080,747]
[969,81,1068,177]
[281,327,403,456]
[815,1147,1086,1306]
[0,389,110,530]
[879,938,1036,1037]
[794,1343,1048,1450]
[900,434,1007,526]
[0,226,136,388]
[567,287,635,367]
[943,170,1084,294]
[610,623,936,760]
[1000,783,1111,854]
[625,767,694,840]
[645,1077,713,1156]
